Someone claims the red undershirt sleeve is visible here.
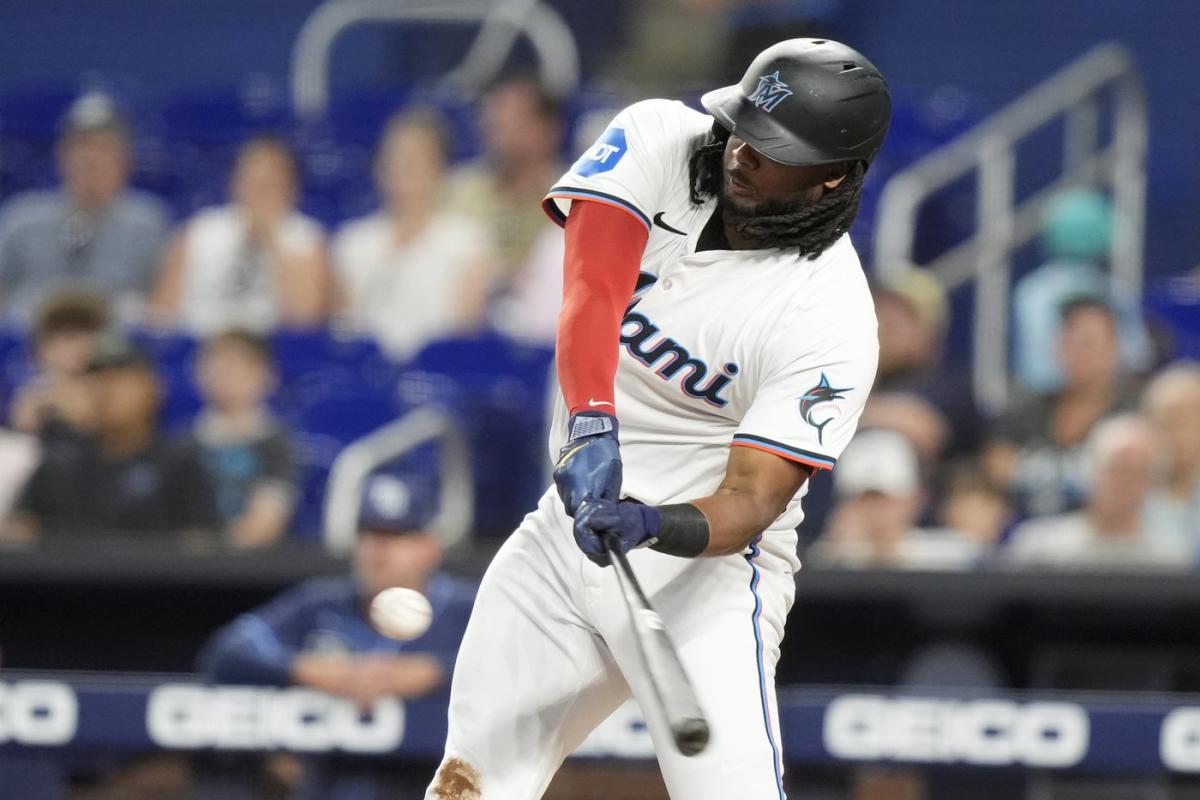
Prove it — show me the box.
[557,200,650,417]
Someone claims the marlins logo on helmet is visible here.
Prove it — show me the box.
[799,373,851,444]
[748,71,794,113]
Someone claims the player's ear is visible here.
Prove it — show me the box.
[822,161,851,190]
[822,172,848,190]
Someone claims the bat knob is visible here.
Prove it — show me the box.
[673,717,710,756]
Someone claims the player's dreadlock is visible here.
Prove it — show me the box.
[687,123,866,259]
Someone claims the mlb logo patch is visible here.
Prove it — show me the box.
[748,71,794,113]
[572,125,628,177]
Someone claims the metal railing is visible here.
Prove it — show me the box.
[873,44,1147,413]
[291,0,580,117]
[322,407,474,555]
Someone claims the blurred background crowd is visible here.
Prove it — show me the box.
[0,80,1196,572]
[2,0,1200,798]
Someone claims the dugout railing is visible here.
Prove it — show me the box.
[873,43,1148,415]
[290,0,581,117]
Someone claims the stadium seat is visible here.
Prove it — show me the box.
[405,331,554,538]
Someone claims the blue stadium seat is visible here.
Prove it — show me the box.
[323,86,482,163]
[129,329,203,431]
[281,383,406,539]
[0,84,83,137]
[1146,279,1200,360]
[0,328,32,420]
[162,82,293,146]
[405,331,554,538]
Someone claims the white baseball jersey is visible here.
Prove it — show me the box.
[544,99,879,569]
[427,99,878,800]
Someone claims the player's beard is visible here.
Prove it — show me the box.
[717,186,814,245]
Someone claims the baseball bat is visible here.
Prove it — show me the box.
[602,532,710,756]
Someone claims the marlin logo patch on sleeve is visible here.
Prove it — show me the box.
[799,373,851,444]
[749,71,794,113]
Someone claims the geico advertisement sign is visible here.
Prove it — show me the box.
[0,681,77,746]
[147,685,402,753]
[1160,708,1200,771]
[824,695,1088,768]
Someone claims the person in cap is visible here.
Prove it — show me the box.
[810,428,982,569]
[197,470,477,799]
[1,335,219,542]
[867,270,984,461]
[428,39,889,799]
[0,92,168,327]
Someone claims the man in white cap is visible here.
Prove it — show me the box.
[811,428,981,569]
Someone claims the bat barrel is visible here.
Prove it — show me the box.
[673,717,711,756]
[602,533,711,758]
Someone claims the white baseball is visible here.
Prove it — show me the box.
[369,587,433,641]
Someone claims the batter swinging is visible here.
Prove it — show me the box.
[427,38,891,800]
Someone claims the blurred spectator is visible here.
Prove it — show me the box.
[809,429,981,570]
[332,109,493,361]
[866,270,983,461]
[1005,415,1188,569]
[1141,363,1200,554]
[9,291,108,434]
[0,92,168,326]
[2,336,220,542]
[152,135,329,335]
[604,0,727,94]
[489,224,566,345]
[985,297,1138,517]
[199,470,476,799]
[446,74,563,275]
[0,405,38,525]
[446,73,566,340]
[936,463,1013,554]
[188,329,295,549]
[1013,188,1150,392]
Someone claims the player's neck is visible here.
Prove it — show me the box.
[723,221,758,250]
[697,209,735,252]
[700,207,760,252]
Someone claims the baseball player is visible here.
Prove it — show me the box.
[426,39,890,799]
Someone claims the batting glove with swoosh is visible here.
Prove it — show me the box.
[554,412,622,517]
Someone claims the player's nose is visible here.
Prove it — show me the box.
[729,136,761,171]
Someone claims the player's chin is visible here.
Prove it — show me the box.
[720,184,760,215]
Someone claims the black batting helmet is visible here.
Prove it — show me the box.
[701,39,891,169]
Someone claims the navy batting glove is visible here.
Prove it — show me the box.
[573,499,662,567]
[554,412,622,517]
